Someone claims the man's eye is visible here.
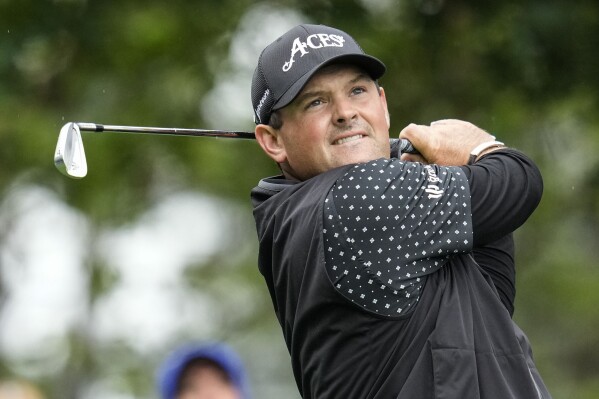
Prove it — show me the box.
[307,99,322,108]
[352,87,366,95]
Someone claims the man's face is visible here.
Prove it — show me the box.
[257,64,391,181]
[177,363,241,399]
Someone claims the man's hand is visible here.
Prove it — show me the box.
[398,119,497,165]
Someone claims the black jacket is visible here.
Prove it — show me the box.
[251,149,551,398]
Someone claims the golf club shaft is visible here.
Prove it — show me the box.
[72,122,417,153]
[74,122,256,139]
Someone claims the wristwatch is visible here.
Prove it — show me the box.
[468,141,505,165]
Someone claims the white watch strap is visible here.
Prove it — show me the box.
[468,141,505,164]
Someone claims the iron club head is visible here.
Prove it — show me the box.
[54,122,88,178]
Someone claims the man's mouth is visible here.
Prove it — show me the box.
[333,134,364,145]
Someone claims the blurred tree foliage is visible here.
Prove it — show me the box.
[1,0,598,398]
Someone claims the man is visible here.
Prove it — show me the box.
[250,24,552,398]
[157,342,251,399]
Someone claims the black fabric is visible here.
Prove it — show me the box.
[472,234,516,315]
[459,150,544,246]
[323,160,472,316]
[251,149,550,398]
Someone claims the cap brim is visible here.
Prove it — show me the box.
[272,54,386,112]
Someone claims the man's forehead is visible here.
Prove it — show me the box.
[299,64,372,94]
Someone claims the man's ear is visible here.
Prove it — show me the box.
[255,124,287,164]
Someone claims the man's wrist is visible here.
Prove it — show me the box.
[468,141,505,165]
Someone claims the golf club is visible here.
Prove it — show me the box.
[54,122,416,178]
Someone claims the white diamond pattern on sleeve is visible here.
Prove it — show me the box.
[323,159,473,317]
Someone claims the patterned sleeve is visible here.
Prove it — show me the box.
[323,159,473,317]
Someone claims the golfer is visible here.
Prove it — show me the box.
[250,24,551,398]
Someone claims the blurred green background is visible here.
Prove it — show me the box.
[1,0,598,398]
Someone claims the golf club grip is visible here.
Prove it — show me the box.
[390,138,418,158]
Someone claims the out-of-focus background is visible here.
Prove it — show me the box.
[1,0,598,398]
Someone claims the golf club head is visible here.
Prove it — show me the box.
[54,122,88,178]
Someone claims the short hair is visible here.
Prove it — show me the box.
[269,111,283,130]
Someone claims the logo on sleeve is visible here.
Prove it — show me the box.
[283,33,346,72]
[423,165,444,199]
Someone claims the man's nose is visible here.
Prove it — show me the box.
[333,98,358,125]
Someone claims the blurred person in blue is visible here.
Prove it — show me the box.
[157,342,251,399]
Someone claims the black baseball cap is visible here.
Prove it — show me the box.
[251,24,386,125]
